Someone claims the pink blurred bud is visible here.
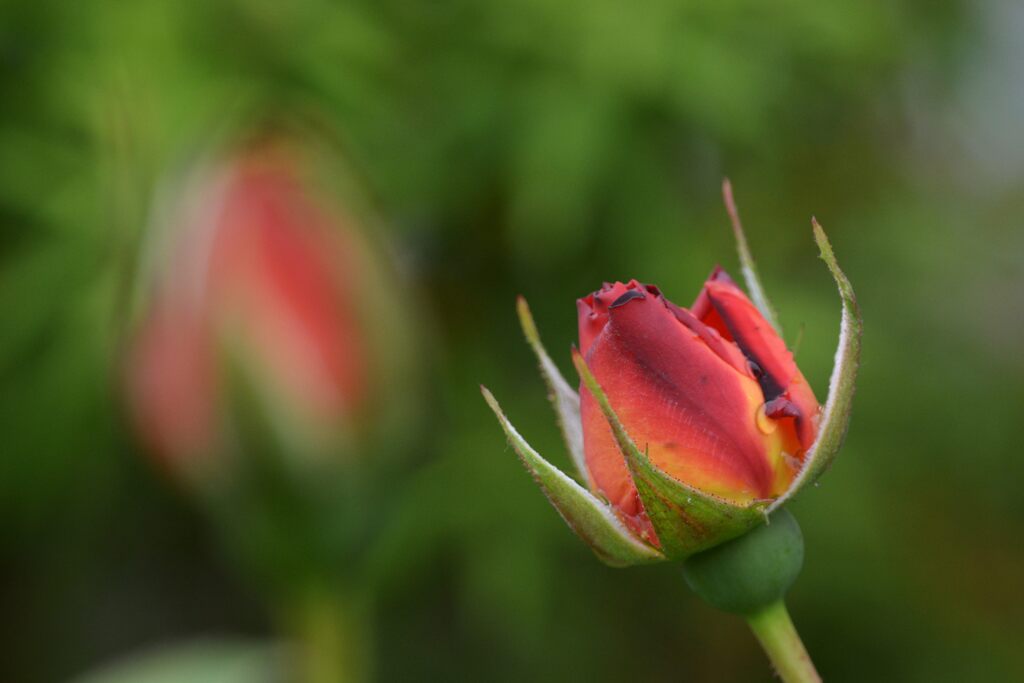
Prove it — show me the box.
[125,141,376,471]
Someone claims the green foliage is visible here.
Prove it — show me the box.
[5,0,1024,682]
[71,640,282,683]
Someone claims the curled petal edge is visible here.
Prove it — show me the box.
[481,387,664,567]
[572,350,768,560]
[516,297,591,488]
[768,219,862,512]
[722,178,782,334]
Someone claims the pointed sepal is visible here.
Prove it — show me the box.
[722,179,782,334]
[769,219,862,512]
[572,350,767,560]
[481,387,664,567]
[516,296,590,487]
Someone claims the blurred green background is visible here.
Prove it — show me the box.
[3,0,1024,681]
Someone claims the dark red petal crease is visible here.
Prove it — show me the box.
[693,269,820,453]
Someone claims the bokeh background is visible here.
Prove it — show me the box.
[3,0,1024,681]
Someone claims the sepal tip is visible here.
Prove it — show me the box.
[516,298,591,487]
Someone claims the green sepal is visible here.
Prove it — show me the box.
[516,296,590,488]
[571,350,766,560]
[722,179,782,334]
[481,387,664,567]
[769,220,862,511]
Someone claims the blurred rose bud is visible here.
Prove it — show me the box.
[124,136,414,481]
[483,219,860,566]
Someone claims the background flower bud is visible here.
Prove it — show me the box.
[124,133,416,482]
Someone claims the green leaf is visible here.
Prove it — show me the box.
[516,296,590,488]
[722,179,782,334]
[571,350,766,560]
[481,387,664,567]
[769,219,862,511]
[71,639,282,683]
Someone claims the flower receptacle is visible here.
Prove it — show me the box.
[682,508,804,615]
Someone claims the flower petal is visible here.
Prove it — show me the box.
[576,280,657,356]
[693,268,820,456]
[579,285,787,525]
[572,351,767,560]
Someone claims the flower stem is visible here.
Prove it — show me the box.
[745,601,820,683]
[287,585,371,683]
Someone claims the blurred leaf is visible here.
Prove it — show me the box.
[72,640,284,683]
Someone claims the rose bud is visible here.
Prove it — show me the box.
[483,218,861,566]
[124,136,414,483]
[121,134,422,683]
[575,272,819,545]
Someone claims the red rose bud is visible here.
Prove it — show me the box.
[125,141,380,474]
[483,215,861,564]
[577,277,818,543]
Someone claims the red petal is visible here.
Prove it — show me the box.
[579,285,787,537]
[210,155,368,419]
[694,269,820,454]
[124,300,218,463]
[577,280,655,356]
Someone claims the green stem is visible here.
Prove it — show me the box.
[287,585,372,683]
[745,601,820,683]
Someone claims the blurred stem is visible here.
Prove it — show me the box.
[745,601,820,683]
[287,584,371,683]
